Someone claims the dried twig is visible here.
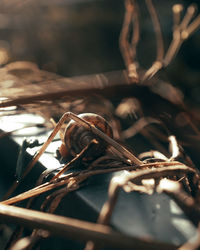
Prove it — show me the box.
[122,117,161,139]
[0,203,178,250]
[119,0,140,81]
[85,164,195,250]
[157,179,200,226]
[1,165,136,205]
[0,70,137,109]
[143,3,200,80]
[164,4,199,66]
[97,165,195,226]
[142,0,164,81]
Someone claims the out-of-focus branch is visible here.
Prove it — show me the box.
[95,164,195,228]
[142,0,164,81]
[0,203,178,250]
[119,0,139,82]
[179,223,200,250]
[164,4,199,67]
[157,179,200,227]
[172,4,183,29]
[144,3,200,80]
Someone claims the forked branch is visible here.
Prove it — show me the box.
[164,4,199,67]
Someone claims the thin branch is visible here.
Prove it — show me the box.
[130,0,140,60]
[0,203,177,250]
[143,0,164,81]
[157,179,200,226]
[172,4,183,29]
[119,0,139,81]
[164,4,200,67]
[1,165,136,205]
[0,70,138,109]
[97,164,195,227]
[179,4,197,31]
[85,165,192,250]
[122,117,161,139]
[183,14,200,38]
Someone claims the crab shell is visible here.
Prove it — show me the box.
[59,113,113,160]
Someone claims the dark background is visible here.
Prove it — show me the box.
[0,0,199,104]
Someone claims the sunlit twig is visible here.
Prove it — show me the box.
[164,4,199,67]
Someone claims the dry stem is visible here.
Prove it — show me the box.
[119,0,139,81]
[0,203,177,250]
